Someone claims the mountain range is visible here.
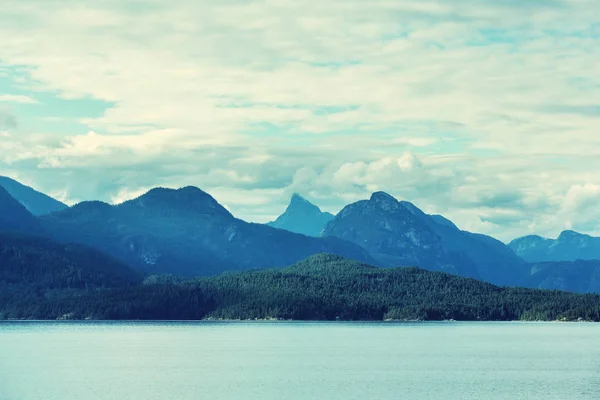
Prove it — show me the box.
[37,186,374,276]
[2,176,600,294]
[510,230,600,262]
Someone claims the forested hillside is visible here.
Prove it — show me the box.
[2,254,599,321]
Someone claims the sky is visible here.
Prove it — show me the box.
[0,0,599,242]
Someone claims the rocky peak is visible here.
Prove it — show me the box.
[267,193,334,237]
[557,230,586,242]
[288,193,320,212]
[369,191,401,211]
[124,186,232,218]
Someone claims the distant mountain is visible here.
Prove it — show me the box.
[40,186,375,277]
[322,192,528,286]
[525,259,600,294]
[0,176,67,215]
[0,185,45,235]
[267,193,334,237]
[3,253,600,321]
[509,230,600,262]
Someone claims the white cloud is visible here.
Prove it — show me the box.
[110,186,153,205]
[561,184,600,213]
[0,95,39,104]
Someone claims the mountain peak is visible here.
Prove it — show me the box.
[138,186,211,201]
[267,194,334,237]
[123,186,232,218]
[370,191,397,203]
[71,200,113,211]
[557,230,587,241]
[288,193,320,211]
[290,192,309,204]
[179,186,209,195]
[368,191,401,211]
[508,234,546,245]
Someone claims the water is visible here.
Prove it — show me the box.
[0,322,599,400]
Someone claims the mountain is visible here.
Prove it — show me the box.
[267,193,334,237]
[39,186,375,277]
[322,192,528,286]
[509,230,600,262]
[2,254,600,321]
[0,185,45,235]
[322,192,480,278]
[525,260,600,294]
[0,176,67,215]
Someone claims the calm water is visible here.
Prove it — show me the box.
[0,322,599,400]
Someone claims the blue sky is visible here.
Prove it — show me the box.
[1,0,599,241]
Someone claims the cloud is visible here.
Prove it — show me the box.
[553,184,600,233]
[0,95,39,104]
[0,0,599,242]
[110,186,153,205]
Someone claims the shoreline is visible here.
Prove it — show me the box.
[1,318,596,323]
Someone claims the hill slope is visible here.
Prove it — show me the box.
[0,176,67,215]
[0,233,140,290]
[0,232,141,320]
[0,186,45,235]
[399,200,528,286]
[40,187,375,277]
[267,194,334,237]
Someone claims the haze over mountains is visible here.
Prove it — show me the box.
[2,176,600,294]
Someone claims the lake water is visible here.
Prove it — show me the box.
[0,322,599,400]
